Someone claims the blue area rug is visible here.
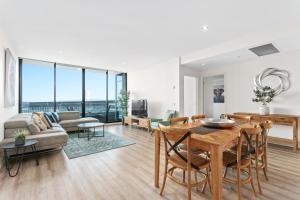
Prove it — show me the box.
[63,131,135,159]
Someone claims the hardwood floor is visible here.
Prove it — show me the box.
[0,125,300,200]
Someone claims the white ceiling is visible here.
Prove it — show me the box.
[1,0,300,72]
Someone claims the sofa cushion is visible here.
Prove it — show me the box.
[59,111,80,121]
[4,128,31,138]
[27,122,41,135]
[32,112,47,131]
[52,112,60,123]
[4,117,31,129]
[39,126,65,134]
[59,117,98,128]
[44,112,56,123]
[43,114,53,128]
[0,131,68,149]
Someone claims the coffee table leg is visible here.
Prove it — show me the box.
[4,149,10,171]
[31,145,39,166]
[93,126,105,137]
[6,147,26,177]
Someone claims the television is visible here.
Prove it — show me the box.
[131,99,148,117]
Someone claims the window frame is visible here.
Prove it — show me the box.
[18,58,127,123]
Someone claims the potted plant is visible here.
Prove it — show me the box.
[14,129,28,146]
[252,86,276,115]
[118,89,130,121]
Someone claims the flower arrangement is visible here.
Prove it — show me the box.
[14,129,28,146]
[252,86,276,106]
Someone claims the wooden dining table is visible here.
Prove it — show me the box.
[154,121,255,200]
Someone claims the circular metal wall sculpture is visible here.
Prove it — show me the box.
[254,68,290,96]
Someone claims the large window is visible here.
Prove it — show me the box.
[21,60,54,113]
[19,58,127,123]
[56,65,82,113]
[85,69,107,122]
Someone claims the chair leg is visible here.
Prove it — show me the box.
[183,169,186,183]
[206,167,212,193]
[237,167,241,200]
[255,158,262,194]
[223,167,228,178]
[262,140,269,180]
[160,160,168,195]
[249,165,257,197]
[263,167,269,181]
[194,171,199,191]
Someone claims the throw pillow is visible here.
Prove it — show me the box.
[44,112,56,123]
[32,112,47,131]
[43,114,53,128]
[51,112,60,123]
[35,112,52,129]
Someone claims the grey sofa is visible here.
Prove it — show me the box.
[58,111,99,132]
[1,113,68,152]
[0,111,99,154]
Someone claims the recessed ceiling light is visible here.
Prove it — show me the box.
[58,50,63,54]
[201,25,208,32]
[201,63,206,66]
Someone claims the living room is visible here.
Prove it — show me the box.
[1,1,300,200]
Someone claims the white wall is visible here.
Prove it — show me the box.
[128,58,180,118]
[183,76,197,117]
[200,50,300,140]
[179,65,202,116]
[0,28,18,142]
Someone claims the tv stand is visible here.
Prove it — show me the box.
[123,116,151,132]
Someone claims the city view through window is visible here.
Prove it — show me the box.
[20,59,127,123]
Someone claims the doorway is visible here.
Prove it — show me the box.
[203,74,225,118]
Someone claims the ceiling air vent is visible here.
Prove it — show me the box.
[249,43,279,57]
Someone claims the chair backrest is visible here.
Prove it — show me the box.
[236,125,262,164]
[191,114,206,122]
[159,124,199,170]
[169,117,189,125]
[257,120,273,151]
[226,114,252,123]
[163,110,179,121]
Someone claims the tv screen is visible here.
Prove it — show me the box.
[132,99,148,117]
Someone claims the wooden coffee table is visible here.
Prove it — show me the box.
[77,122,105,140]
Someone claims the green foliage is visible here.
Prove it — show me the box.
[252,86,276,106]
[14,129,28,140]
[118,89,130,117]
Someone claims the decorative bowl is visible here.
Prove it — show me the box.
[200,118,236,129]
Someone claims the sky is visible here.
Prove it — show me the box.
[22,63,122,102]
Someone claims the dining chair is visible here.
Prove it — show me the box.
[169,116,189,125]
[191,114,206,122]
[223,125,261,200]
[252,120,272,194]
[226,114,253,123]
[178,115,205,155]
[159,124,211,200]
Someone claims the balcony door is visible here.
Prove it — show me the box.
[85,69,107,122]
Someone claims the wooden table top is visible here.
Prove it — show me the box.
[166,122,258,147]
